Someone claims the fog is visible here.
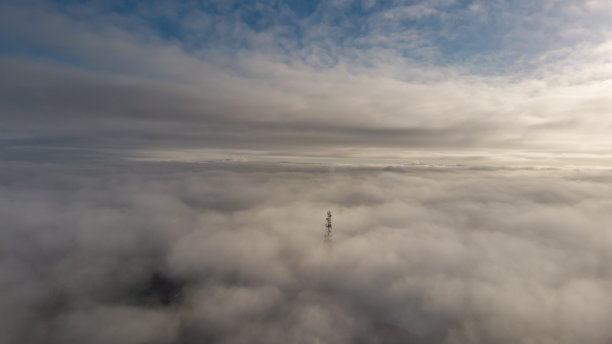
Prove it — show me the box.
[3,159,612,343]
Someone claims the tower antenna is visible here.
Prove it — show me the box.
[325,210,332,242]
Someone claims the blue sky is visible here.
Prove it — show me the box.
[2,0,612,164]
[28,0,608,69]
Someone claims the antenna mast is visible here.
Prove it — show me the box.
[325,210,332,242]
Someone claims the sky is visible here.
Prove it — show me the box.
[4,1,612,344]
[2,0,612,165]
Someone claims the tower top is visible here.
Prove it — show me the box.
[325,210,332,241]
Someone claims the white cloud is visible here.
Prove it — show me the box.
[4,160,612,342]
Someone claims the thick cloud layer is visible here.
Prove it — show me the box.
[4,159,612,343]
[2,1,612,160]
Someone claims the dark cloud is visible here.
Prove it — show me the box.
[0,57,505,155]
[3,159,612,343]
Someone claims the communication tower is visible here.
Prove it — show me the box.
[325,210,332,241]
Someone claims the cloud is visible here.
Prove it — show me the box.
[3,160,612,343]
[3,2,612,343]
[2,1,612,161]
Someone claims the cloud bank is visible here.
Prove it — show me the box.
[1,1,612,161]
[4,160,612,343]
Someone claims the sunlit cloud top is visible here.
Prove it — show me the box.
[2,0,612,164]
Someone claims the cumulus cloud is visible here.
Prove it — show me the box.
[3,159,612,343]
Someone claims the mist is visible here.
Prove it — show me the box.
[3,159,612,343]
